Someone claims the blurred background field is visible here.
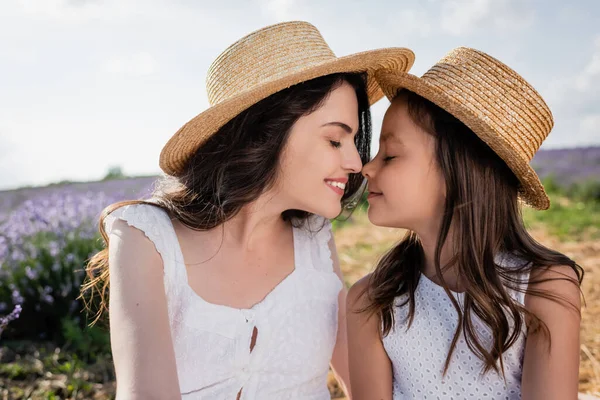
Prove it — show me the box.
[0,146,599,399]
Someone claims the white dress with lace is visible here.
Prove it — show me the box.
[104,203,342,400]
[382,253,530,400]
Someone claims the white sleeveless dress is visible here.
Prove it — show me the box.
[104,203,343,400]
[382,253,530,400]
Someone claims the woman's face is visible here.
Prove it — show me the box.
[276,81,363,219]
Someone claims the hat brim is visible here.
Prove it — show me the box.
[376,70,549,210]
[160,48,415,176]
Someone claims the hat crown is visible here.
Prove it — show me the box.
[206,21,336,106]
[421,47,553,162]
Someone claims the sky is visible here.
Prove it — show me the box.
[0,0,599,190]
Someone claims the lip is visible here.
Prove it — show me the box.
[325,181,345,196]
[325,177,349,184]
[367,191,382,200]
[324,177,348,196]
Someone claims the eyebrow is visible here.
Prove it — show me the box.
[321,121,354,134]
[380,132,398,142]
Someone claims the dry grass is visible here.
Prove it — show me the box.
[328,211,600,398]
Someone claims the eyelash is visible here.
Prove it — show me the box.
[330,140,341,148]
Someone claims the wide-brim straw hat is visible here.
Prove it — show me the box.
[159,21,415,176]
[375,47,553,210]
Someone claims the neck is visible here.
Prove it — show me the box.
[224,205,286,251]
[219,187,294,252]
[414,219,463,292]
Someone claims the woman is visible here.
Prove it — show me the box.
[83,21,414,399]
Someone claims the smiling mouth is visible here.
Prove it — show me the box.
[325,180,346,195]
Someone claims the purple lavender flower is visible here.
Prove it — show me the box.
[25,265,38,280]
[0,304,22,334]
[11,289,24,304]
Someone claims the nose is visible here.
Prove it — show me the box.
[342,145,363,174]
[362,159,375,179]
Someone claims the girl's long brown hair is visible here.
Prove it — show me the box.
[361,89,583,376]
[81,72,372,323]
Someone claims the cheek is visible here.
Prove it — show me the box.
[384,166,421,199]
[417,168,446,212]
[280,139,311,177]
[384,164,445,209]
[286,132,335,169]
[278,148,329,197]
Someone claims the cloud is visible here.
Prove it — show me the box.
[540,35,600,147]
[579,114,600,143]
[0,127,38,190]
[102,53,159,76]
[5,0,199,24]
[258,0,299,20]
[440,0,534,36]
[574,36,600,91]
[388,7,434,38]
[10,0,113,22]
[546,35,600,110]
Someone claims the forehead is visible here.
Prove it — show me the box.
[380,98,431,144]
[297,82,359,128]
[318,81,358,113]
[383,97,411,126]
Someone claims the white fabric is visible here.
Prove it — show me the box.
[382,253,530,400]
[104,203,342,400]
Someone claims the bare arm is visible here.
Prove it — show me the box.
[347,274,393,400]
[521,265,581,400]
[108,219,181,400]
[329,235,351,398]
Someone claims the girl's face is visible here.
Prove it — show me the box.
[362,97,446,231]
[277,81,363,219]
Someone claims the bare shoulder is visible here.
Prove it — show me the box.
[528,264,580,294]
[107,218,164,276]
[526,264,582,313]
[108,216,161,255]
[347,273,373,311]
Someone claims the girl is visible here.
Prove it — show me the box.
[82,21,414,400]
[347,47,583,400]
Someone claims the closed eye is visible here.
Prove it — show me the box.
[383,156,395,162]
[330,140,341,148]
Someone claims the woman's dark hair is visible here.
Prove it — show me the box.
[82,72,371,322]
[360,89,583,376]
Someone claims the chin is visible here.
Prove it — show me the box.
[366,206,383,226]
[304,199,341,220]
[318,203,342,219]
[367,205,397,228]
[368,207,413,229]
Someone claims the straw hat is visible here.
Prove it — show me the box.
[375,47,553,210]
[159,21,415,176]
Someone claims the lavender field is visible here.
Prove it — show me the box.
[0,147,598,399]
[531,146,600,186]
[0,177,155,341]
